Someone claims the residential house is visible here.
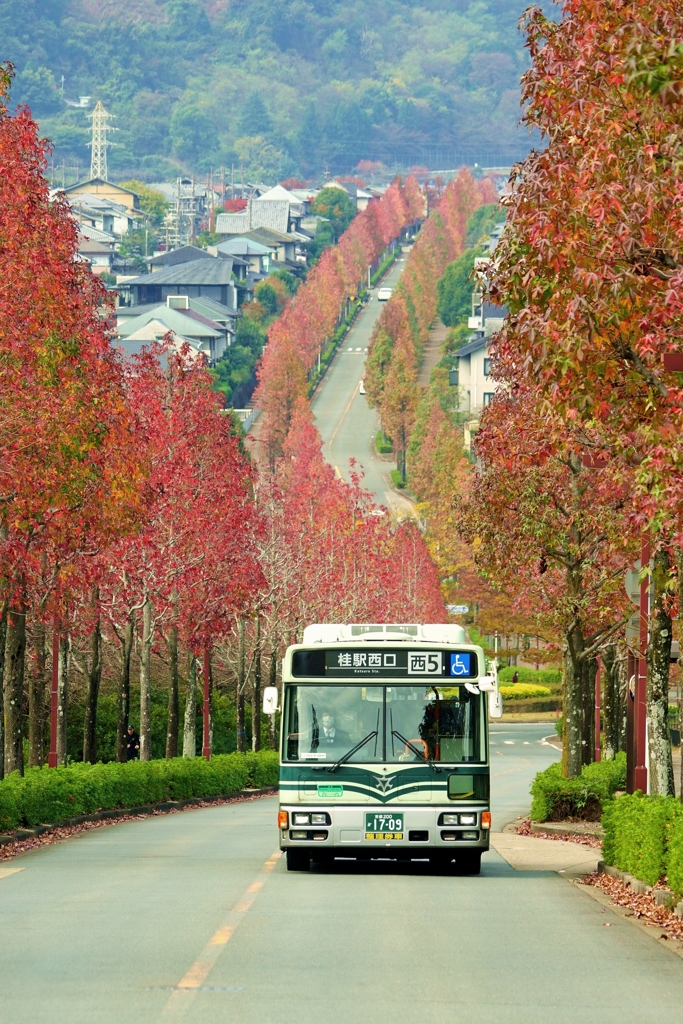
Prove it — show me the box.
[146,244,214,273]
[117,294,240,348]
[323,179,374,211]
[118,257,239,309]
[61,178,141,212]
[210,238,272,277]
[215,200,292,237]
[77,234,116,276]
[116,297,230,364]
[62,191,143,240]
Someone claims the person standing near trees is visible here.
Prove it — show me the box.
[126,725,140,761]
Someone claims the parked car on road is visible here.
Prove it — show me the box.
[359,380,366,395]
[377,287,392,301]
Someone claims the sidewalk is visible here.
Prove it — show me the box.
[490,832,602,878]
[417,319,448,387]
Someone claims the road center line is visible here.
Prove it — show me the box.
[329,382,361,457]
[154,850,281,1022]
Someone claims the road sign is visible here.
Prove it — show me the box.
[447,604,469,615]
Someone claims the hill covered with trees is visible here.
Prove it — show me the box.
[4,0,534,182]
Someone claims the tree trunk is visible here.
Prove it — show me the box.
[562,635,584,779]
[236,618,246,753]
[252,616,261,752]
[29,618,47,767]
[182,654,197,758]
[82,595,102,764]
[4,604,25,776]
[602,644,620,760]
[56,635,69,767]
[268,646,278,751]
[647,546,675,796]
[166,624,179,759]
[116,612,134,763]
[0,605,7,780]
[581,655,597,767]
[139,596,152,762]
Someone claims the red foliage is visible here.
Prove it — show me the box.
[223,198,247,212]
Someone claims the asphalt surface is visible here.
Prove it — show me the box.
[3,723,683,1024]
[311,256,409,507]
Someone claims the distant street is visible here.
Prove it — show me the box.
[312,256,410,509]
[3,724,683,1024]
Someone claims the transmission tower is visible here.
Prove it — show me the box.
[88,102,116,180]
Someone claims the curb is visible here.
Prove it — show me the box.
[531,821,603,840]
[0,787,277,847]
[597,860,683,915]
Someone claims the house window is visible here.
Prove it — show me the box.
[483,392,495,406]
[484,358,492,377]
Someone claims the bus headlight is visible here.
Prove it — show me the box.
[311,813,330,825]
[293,813,311,825]
[459,814,477,826]
[441,814,459,826]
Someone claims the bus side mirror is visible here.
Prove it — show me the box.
[479,676,495,691]
[262,686,279,715]
[488,692,503,719]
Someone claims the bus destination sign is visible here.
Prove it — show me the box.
[291,648,477,679]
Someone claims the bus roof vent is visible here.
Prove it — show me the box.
[301,623,467,644]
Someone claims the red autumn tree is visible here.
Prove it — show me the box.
[0,64,144,774]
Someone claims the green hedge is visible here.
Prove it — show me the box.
[375,430,393,455]
[390,469,405,489]
[498,667,561,685]
[499,684,551,699]
[0,751,279,833]
[530,753,626,822]
[602,793,679,887]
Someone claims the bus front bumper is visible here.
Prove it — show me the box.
[279,804,490,855]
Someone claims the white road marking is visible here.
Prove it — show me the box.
[347,346,353,351]
[503,740,515,745]
[0,867,24,880]
[356,347,362,351]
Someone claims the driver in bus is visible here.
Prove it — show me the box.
[320,711,350,749]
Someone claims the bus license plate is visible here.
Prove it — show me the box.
[365,812,403,840]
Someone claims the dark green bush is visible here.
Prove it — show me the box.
[0,751,279,832]
[530,753,626,822]
[602,793,683,890]
[390,469,405,489]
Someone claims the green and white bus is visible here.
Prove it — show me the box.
[262,623,502,874]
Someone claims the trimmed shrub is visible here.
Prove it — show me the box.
[498,667,561,685]
[390,469,405,489]
[602,793,683,889]
[0,751,279,832]
[666,813,683,896]
[499,684,551,699]
[375,430,393,454]
[530,752,626,822]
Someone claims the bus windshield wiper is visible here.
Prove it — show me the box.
[327,730,378,774]
[391,729,442,774]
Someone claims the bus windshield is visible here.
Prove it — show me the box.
[284,684,485,764]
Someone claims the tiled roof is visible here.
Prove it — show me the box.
[148,245,213,268]
[215,200,290,236]
[124,258,235,287]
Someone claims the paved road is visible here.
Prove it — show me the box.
[311,256,409,508]
[3,723,683,1024]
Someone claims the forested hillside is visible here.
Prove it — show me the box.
[4,0,534,181]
